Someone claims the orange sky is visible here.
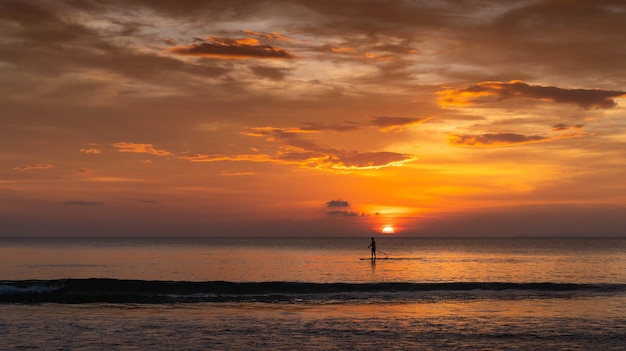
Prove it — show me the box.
[1,0,625,236]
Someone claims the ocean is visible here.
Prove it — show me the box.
[1,237,625,350]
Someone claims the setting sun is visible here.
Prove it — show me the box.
[382,226,395,234]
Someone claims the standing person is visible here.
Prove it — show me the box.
[368,237,376,260]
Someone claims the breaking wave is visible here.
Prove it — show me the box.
[1,279,624,304]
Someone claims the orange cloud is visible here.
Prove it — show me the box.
[113,142,172,156]
[241,30,294,42]
[371,116,430,133]
[170,36,294,59]
[13,163,54,171]
[365,52,396,61]
[331,47,356,53]
[220,171,255,176]
[111,127,417,172]
[176,153,271,163]
[438,80,626,109]
[80,148,101,154]
[244,128,418,171]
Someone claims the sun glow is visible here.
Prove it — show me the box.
[382,226,395,234]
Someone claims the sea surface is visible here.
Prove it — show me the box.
[1,237,625,350]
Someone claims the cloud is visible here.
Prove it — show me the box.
[448,123,589,147]
[13,164,54,171]
[325,199,363,217]
[242,126,417,170]
[552,123,584,132]
[370,116,430,132]
[298,117,428,133]
[438,80,626,109]
[241,30,294,42]
[448,133,550,147]
[251,127,418,171]
[80,148,101,154]
[220,171,255,176]
[299,121,362,132]
[113,142,172,156]
[326,200,350,207]
[170,36,294,59]
[0,1,231,93]
[330,47,356,54]
[64,200,103,206]
[326,210,359,217]
[176,153,271,163]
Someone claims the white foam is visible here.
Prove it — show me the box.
[0,284,61,296]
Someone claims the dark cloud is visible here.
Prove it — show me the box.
[298,117,428,133]
[439,81,625,109]
[299,121,362,132]
[326,210,359,217]
[0,1,230,96]
[448,133,549,146]
[0,1,88,42]
[170,37,294,59]
[552,123,584,132]
[326,200,350,207]
[371,116,425,127]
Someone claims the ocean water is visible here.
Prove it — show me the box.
[1,237,625,350]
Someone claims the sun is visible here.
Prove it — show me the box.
[382,226,395,234]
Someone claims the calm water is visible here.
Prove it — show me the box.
[1,237,625,350]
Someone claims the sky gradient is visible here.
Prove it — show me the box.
[1,0,625,236]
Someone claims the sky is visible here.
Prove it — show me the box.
[1,0,625,237]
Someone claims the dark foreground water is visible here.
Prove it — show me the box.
[1,237,625,350]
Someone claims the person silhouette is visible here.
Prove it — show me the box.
[368,237,376,260]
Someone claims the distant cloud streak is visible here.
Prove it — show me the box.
[438,80,626,109]
[13,164,54,171]
[371,116,430,132]
[170,36,294,59]
[448,133,549,146]
[241,30,294,42]
[447,131,585,147]
[80,148,101,154]
[113,142,172,156]
[327,210,359,217]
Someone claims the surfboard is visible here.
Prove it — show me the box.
[359,257,422,261]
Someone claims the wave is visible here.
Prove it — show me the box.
[1,279,624,304]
